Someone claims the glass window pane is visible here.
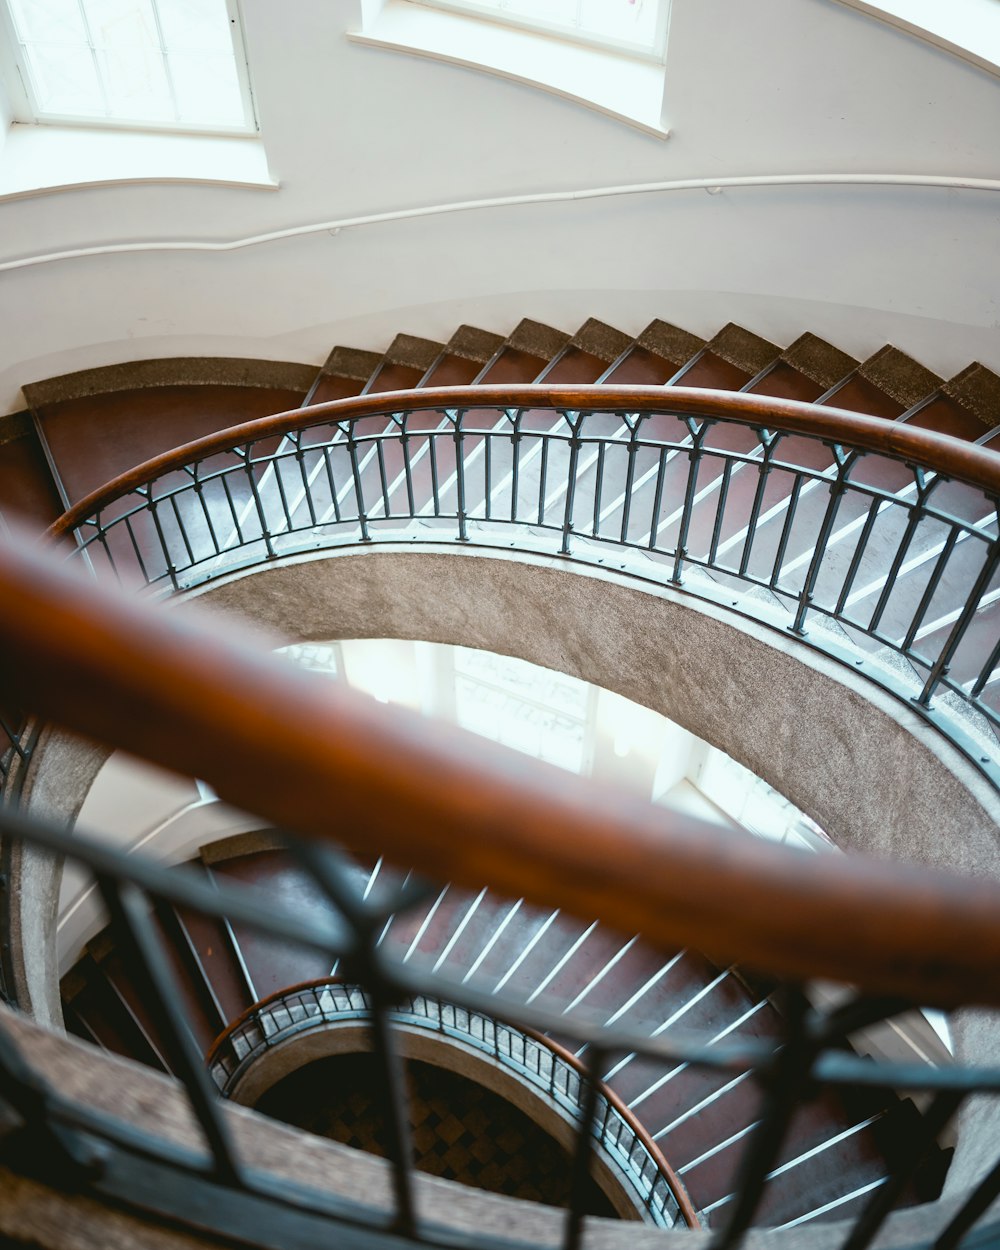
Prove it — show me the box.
[168,49,243,125]
[156,0,232,53]
[98,41,172,118]
[25,41,104,114]
[83,0,159,48]
[7,0,86,43]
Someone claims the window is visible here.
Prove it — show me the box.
[0,0,255,133]
[412,0,669,63]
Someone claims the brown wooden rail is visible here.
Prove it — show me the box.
[47,384,1000,541]
[2,529,1000,1011]
[204,975,701,1228]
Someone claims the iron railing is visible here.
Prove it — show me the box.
[208,979,689,1228]
[0,537,999,1249]
[42,386,1000,791]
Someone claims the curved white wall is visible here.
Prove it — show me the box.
[0,0,998,412]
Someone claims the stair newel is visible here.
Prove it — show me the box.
[841,1090,962,1250]
[671,417,709,584]
[94,876,243,1186]
[736,427,779,579]
[918,518,1000,707]
[789,444,858,635]
[241,443,276,559]
[451,409,469,542]
[560,410,583,556]
[866,466,938,637]
[563,1043,606,1250]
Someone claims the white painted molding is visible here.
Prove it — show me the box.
[2,171,999,273]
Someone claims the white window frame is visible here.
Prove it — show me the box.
[0,0,258,136]
[409,0,670,65]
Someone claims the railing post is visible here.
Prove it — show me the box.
[918,527,1000,707]
[560,411,583,556]
[789,444,857,636]
[451,409,469,542]
[671,417,709,584]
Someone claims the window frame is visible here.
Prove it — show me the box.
[0,0,258,137]
[407,0,671,65]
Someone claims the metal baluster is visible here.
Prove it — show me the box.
[145,492,180,590]
[508,411,523,524]
[710,987,813,1250]
[321,444,343,523]
[375,436,392,519]
[428,428,442,518]
[95,877,242,1185]
[971,628,1000,699]
[271,449,296,535]
[293,434,319,527]
[592,441,606,537]
[841,1091,962,1250]
[619,418,640,545]
[867,468,936,636]
[648,445,669,552]
[671,418,708,584]
[790,446,858,635]
[560,413,583,555]
[400,416,417,519]
[563,1044,605,1250]
[738,429,779,578]
[123,515,152,584]
[168,493,196,572]
[901,527,962,652]
[935,1150,1000,1250]
[833,495,882,615]
[918,526,1000,706]
[453,410,468,542]
[708,457,735,568]
[243,445,277,558]
[768,474,805,588]
[344,422,370,541]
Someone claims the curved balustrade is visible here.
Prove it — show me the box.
[45,385,1000,789]
[208,979,695,1229]
[1,537,1000,1249]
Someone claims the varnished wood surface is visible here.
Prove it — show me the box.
[47,385,1000,540]
[1,532,999,1011]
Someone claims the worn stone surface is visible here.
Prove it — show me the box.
[780,333,858,390]
[446,324,506,363]
[858,345,942,409]
[570,319,633,363]
[194,546,1000,882]
[635,320,704,367]
[22,359,317,408]
[706,323,779,375]
[944,362,1000,429]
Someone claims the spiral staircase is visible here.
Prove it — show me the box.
[0,314,999,1250]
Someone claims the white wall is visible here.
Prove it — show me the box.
[0,0,997,412]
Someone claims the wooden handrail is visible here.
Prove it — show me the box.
[205,975,701,1228]
[1,530,1000,1010]
[46,384,1000,541]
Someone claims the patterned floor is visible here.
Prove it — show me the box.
[255,1052,620,1216]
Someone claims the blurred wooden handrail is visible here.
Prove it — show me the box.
[1,531,1000,1009]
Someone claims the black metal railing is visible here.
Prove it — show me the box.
[46,388,1000,789]
[209,979,687,1228]
[1,804,1000,1250]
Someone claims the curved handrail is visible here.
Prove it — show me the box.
[206,977,700,1229]
[2,531,1000,1009]
[46,385,1000,537]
